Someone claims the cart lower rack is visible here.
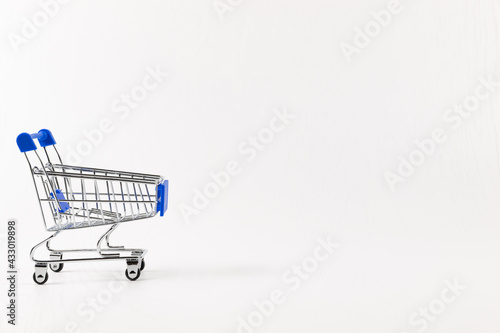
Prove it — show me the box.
[17,129,168,284]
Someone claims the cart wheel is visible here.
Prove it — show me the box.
[140,260,145,271]
[49,253,63,272]
[33,272,49,285]
[50,262,64,273]
[125,268,141,281]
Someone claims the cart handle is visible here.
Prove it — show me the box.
[17,129,56,152]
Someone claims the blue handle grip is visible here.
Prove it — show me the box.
[31,132,47,141]
[17,129,56,152]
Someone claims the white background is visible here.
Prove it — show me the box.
[1,0,500,332]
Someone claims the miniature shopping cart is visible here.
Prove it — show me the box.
[17,129,168,284]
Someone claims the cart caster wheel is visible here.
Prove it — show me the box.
[50,263,64,273]
[50,253,63,272]
[125,268,141,281]
[140,260,145,271]
[33,272,48,285]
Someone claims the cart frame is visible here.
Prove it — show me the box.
[17,129,168,284]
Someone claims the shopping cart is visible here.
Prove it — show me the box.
[16,129,168,284]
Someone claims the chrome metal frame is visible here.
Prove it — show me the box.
[24,144,162,282]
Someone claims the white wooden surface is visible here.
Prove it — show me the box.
[0,0,499,332]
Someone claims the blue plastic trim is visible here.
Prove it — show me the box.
[157,180,168,217]
[37,129,56,147]
[16,133,38,152]
[16,129,56,152]
[50,189,70,213]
